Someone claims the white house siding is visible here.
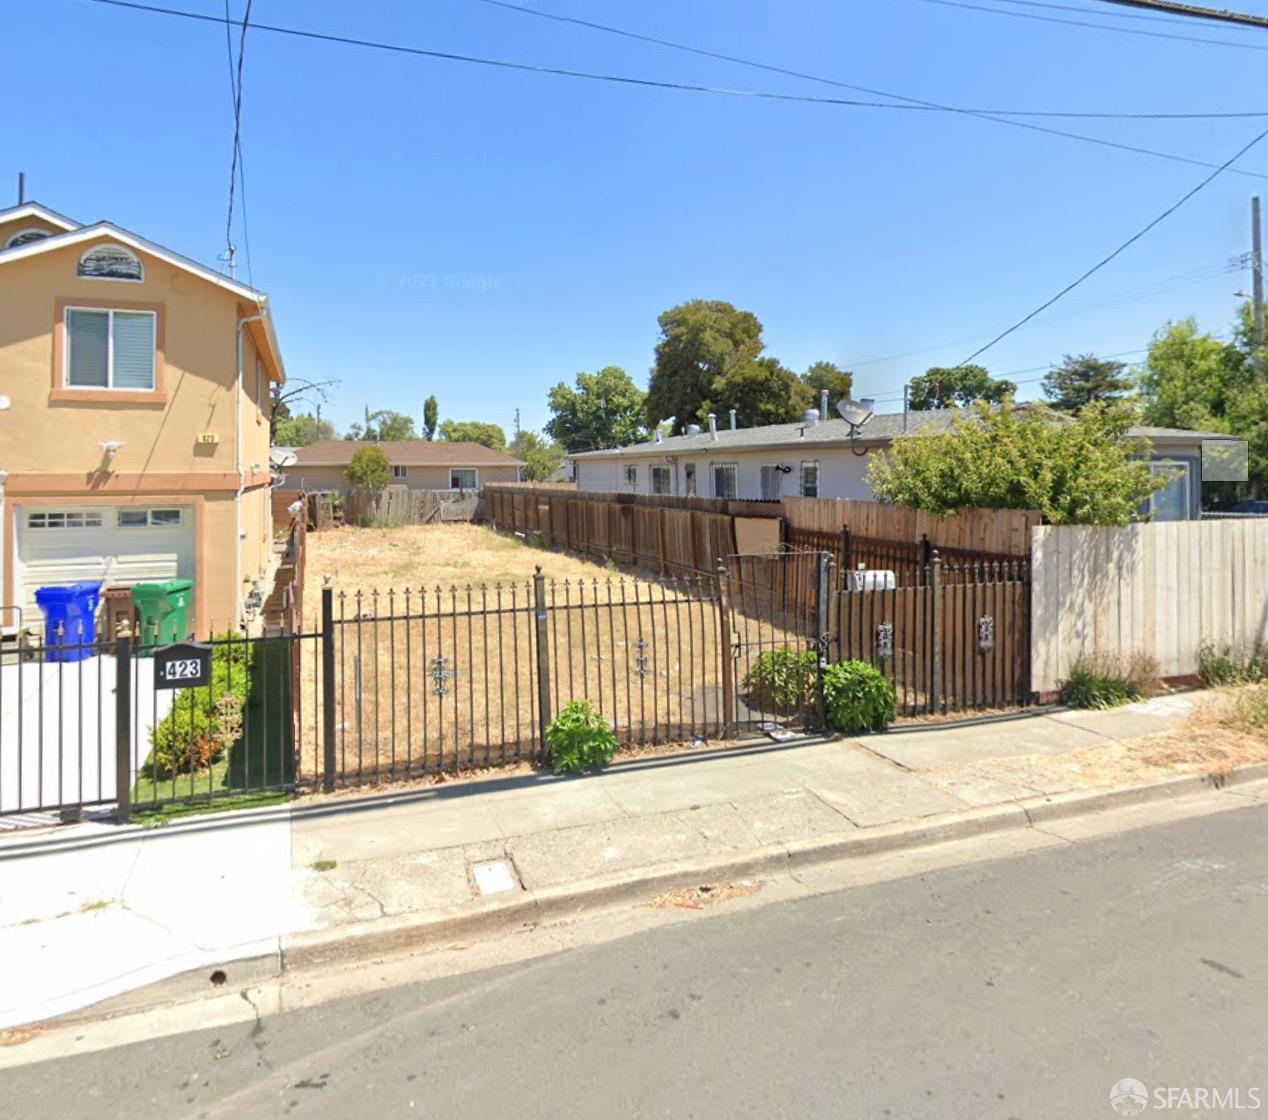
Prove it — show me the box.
[574,446,876,502]
[288,463,521,494]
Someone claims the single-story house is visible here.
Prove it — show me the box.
[0,200,284,637]
[569,399,1233,522]
[286,440,522,494]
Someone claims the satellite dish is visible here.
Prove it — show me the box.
[836,398,874,429]
[271,449,299,468]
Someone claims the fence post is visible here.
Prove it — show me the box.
[929,549,942,715]
[321,583,336,793]
[814,551,833,732]
[841,525,851,577]
[533,566,552,758]
[716,563,736,736]
[920,533,932,587]
[114,631,133,824]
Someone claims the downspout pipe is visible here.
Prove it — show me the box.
[236,312,265,630]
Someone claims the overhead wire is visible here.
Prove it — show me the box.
[223,0,254,288]
[83,0,1268,181]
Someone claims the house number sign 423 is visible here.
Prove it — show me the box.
[154,642,212,690]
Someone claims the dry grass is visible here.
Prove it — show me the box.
[304,523,654,607]
[293,524,768,783]
[649,880,763,910]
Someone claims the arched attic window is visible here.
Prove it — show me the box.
[78,243,144,282]
[4,228,51,250]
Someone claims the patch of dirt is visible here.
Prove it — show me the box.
[649,880,763,911]
[0,1025,44,1048]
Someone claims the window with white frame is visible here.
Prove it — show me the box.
[64,307,156,391]
[801,461,819,498]
[4,228,50,250]
[624,464,639,492]
[713,462,738,499]
[26,511,104,530]
[650,465,672,495]
[78,244,143,282]
[392,465,408,480]
[760,464,784,501]
[450,468,477,490]
[1148,461,1191,521]
[118,508,182,528]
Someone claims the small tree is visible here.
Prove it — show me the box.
[423,395,439,440]
[908,365,1015,411]
[867,402,1162,526]
[345,446,391,492]
[509,430,566,481]
[1043,353,1134,413]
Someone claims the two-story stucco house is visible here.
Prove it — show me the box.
[0,201,286,638]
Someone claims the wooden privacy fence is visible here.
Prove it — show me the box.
[1030,519,1268,692]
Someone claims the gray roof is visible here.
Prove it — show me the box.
[570,409,1233,459]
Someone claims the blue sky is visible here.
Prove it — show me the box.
[7,0,1268,435]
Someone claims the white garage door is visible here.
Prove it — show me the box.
[15,505,196,621]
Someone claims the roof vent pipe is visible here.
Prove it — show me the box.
[654,428,663,444]
[729,408,737,430]
[707,413,718,440]
[820,389,829,421]
[686,423,702,437]
[803,408,820,427]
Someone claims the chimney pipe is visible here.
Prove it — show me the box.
[820,389,829,421]
[729,408,737,430]
[17,172,25,205]
[707,412,718,441]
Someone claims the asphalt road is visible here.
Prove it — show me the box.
[9,801,1266,1120]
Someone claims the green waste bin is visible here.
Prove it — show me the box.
[131,579,195,651]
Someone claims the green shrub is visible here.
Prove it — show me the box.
[148,637,253,778]
[1059,654,1142,710]
[1199,643,1268,687]
[823,660,896,733]
[742,648,819,715]
[545,700,620,774]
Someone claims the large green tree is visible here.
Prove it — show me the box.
[273,412,335,447]
[907,365,1016,411]
[801,360,854,408]
[439,419,508,450]
[422,395,439,440]
[645,300,765,432]
[1138,304,1267,496]
[1043,353,1134,413]
[714,356,813,429]
[509,430,566,481]
[346,409,417,441]
[545,366,646,452]
[867,402,1161,525]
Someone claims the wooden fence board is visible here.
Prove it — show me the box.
[1031,520,1268,691]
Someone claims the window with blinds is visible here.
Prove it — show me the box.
[713,463,737,499]
[760,465,783,501]
[64,308,156,391]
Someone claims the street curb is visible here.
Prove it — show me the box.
[278,765,1267,973]
[34,764,1268,1030]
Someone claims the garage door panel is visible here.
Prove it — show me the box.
[15,506,195,620]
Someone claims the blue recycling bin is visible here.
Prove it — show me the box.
[34,582,103,662]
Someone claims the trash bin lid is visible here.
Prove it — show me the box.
[35,585,79,605]
[70,581,103,598]
[159,579,194,593]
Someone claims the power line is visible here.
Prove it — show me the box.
[83,0,1268,181]
[222,0,254,289]
[223,0,253,285]
[468,0,1268,176]
[987,0,1265,28]
[955,124,1268,367]
[912,0,1268,49]
[1092,0,1268,28]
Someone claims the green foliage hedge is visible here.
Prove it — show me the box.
[1058,653,1158,710]
[742,648,819,715]
[148,637,252,778]
[546,700,619,775]
[822,661,896,733]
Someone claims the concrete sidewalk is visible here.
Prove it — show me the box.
[0,693,1245,1031]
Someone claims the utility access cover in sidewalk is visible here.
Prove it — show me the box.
[471,859,519,896]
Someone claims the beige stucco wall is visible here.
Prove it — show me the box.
[0,233,279,634]
[289,462,520,493]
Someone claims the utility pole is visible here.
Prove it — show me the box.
[1253,196,1264,374]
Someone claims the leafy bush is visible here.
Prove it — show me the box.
[742,648,819,715]
[545,700,620,775]
[1059,654,1140,710]
[1199,643,1268,687]
[345,446,391,492]
[822,661,896,733]
[148,638,252,778]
